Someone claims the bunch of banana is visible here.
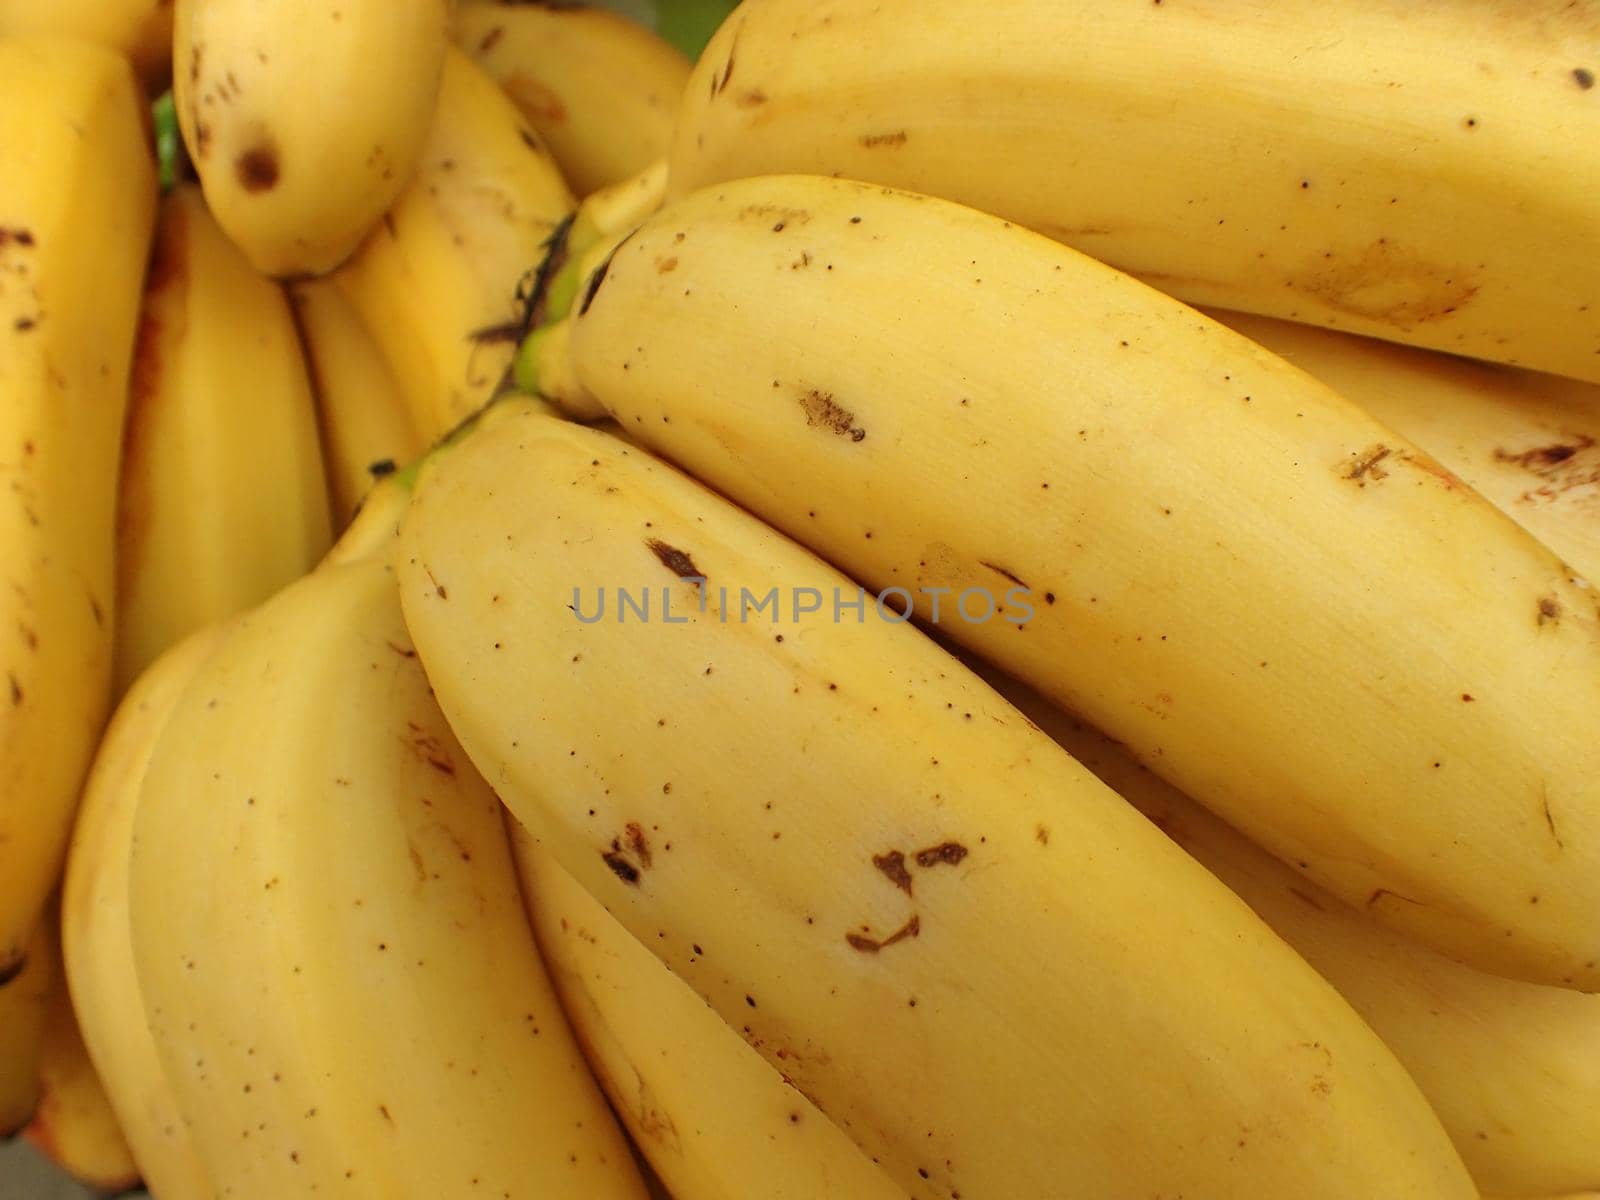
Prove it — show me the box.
[0,0,172,88]
[667,0,1600,381]
[0,32,156,1002]
[334,46,574,441]
[172,0,451,276]
[127,480,649,1197]
[399,402,1476,1200]
[115,181,333,693]
[291,280,424,530]
[510,825,907,1200]
[530,172,1600,991]
[455,0,691,196]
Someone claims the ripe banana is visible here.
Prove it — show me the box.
[399,403,1476,1200]
[510,825,908,1200]
[23,915,141,1195]
[128,480,648,1199]
[62,626,227,1200]
[456,1,690,196]
[115,182,332,694]
[540,172,1600,989]
[0,35,156,983]
[173,0,451,276]
[1212,311,1600,583]
[668,0,1600,382]
[0,0,173,88]
[335,46,574,441]
[0,923,52,1137]
[990,671,1600,1199]
[291,279,424,529]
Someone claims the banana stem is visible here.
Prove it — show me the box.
[152,91,187,192]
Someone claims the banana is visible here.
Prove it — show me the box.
[398,402,1476,1200]
[456,1,690,197]
[0,35,156,984]
[988,671,1600,1199]
[536,172,1600,989]
[0,923,52,1137]
[128,479,648,1199]
[667,0,1600,382]
[0,0,173,88]
[172,0,451,276]
[291,279,424,530]
[115,182,332,694]
[62,626,226,1200]
[23,913,141,1195]
[335,46,574,441]
[510,825,908,1200]
[1211,311,1600,583]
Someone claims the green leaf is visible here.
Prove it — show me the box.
[652,0,741,62]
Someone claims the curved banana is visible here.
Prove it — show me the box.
[0,923,52,1137]
[989,672,1600,1199]
[115,182,332,694]
[1212,311,1600,583]
[128,480,648,1199]
[335,46,574,441]
[0,1,172,88]
[173,0,451,276]
[291,279,424,530]
[455,1,690,196]
[62,626,227,1200]
[540,172,1600,989]
[0,35,156,983]
[668,0,1600,382]
[23,916,141,1195]
[511,826,908,1200]
[399,403,1475,1200]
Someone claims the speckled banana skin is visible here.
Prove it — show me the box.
[670,0,1600,381]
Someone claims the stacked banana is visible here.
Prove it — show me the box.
[4,1,1600,1198]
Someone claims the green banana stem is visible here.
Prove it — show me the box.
[152,91,187,193]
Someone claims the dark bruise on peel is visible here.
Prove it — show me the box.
[646,538,702,582]
[1576,67,1596,89]
[625,822,653,869]
[1366,887,1425,908]
[873,850,913,894]
[798,390,866,441]
[979,561,1029,589]
[1538,596,1561,626]
[1493,436,1594,473]
[914,841,968,869]
[1344,444,1392,482]
[602,844,640,884]
[858,130,908,148]
[235,145,280,193]
[847,913,920,953]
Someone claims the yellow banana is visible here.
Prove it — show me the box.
[0,923,52,1137]
[0,35,156,983]
[115,182,332,694]
[0,0,173,88]
[335,46,574,441]
[291,279,424,530]
[173,0,451,276]
[399,403,1475,1200]
[668,0,1600,382]
[989,671,1600,1199]
[538,172,1600,989]
[1212,311,1600,583]
[128,480,648,1199]
[510,825,908,1200]
[23,912,141,1195]
[61,626,227,1200]
[455,1,690,196]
